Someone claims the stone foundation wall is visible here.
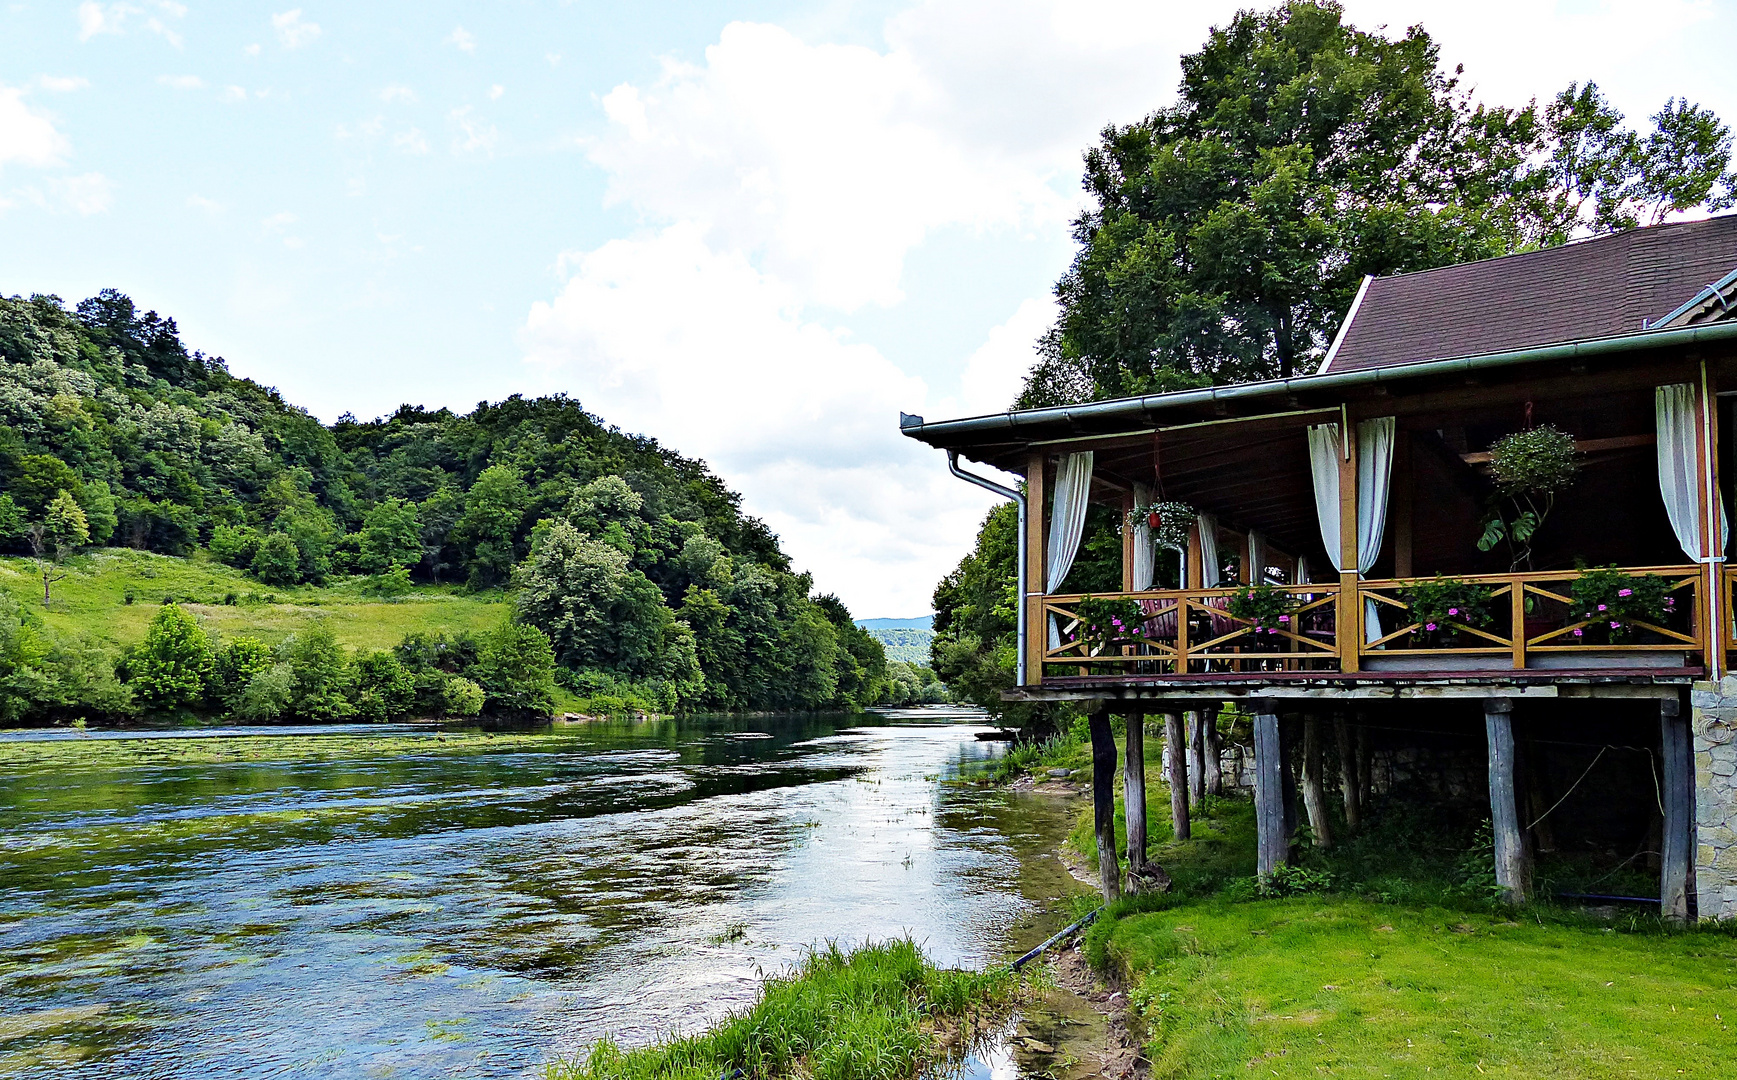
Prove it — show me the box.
[1692,679,1737,921]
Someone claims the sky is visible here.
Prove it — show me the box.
[3,1,1736,617]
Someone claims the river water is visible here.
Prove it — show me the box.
[0,709,1082,1078]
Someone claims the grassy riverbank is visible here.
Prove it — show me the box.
[546,939,1021,1080]
[997,724,1737,1078]
[0,548,508,652]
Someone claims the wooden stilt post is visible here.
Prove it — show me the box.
[1280,715,1299,845]
[1484,698,1529,904]
[1165,711,1190,841]
[1187,709,1207,803]
[1661,695,1695,922]
[1203,704,1223,797]
[1254,704,1287,877]
[1124,713,1148,879]
[1333,711,1360,833]
[1302,716,1334,849]
[1088,707,1121,903]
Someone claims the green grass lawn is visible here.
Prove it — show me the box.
[1,547,510,653]
[996,721,1737,1077]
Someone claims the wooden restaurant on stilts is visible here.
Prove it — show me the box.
[903,214,1737,920]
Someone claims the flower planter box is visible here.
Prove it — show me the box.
[1526,650,1687,670]
[1364,654,1512,672]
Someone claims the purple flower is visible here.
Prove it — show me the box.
[1448,608,1459,616]
[1610,620,1621,629]
[1618,588,1633,598]
[1666,598,1676,608]
[1278,614,1291,623]
[1425,622,1438,631]
[1572,628,1584,637]
[1597,604,1607,611]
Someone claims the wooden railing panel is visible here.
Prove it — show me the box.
[1035,566,1704,681]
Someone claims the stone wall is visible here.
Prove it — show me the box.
[1692,679,1737,921]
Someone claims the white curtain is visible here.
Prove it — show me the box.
[1196,512,1220,587]
[1131,482,1156,591]
[1307,419,1397,644]
[1657,383,1729,561]
[1248,529,1268,584]
[1297,554,1311,585]
[1046,451,1094,647]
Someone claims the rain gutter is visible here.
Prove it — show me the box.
[900,320,1737,447]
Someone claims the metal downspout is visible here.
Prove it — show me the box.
[948,451,1027,686]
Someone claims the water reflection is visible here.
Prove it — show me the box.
[0,709,1080,1078]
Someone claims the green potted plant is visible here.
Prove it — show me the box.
[1476,425,1579,571]
[1566,566,1674,645]
[1396,575,1497,647]
[1073,595,1152,653]
[1226,582,1297,648]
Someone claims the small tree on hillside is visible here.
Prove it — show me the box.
[27,490,89,606]
[128,603,215,713]
[358,497,422,575]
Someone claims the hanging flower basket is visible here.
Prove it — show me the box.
[1126,500,1195,551]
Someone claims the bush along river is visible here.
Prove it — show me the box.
[0,708,1086,1078]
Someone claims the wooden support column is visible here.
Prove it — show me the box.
[1333,711,1360,833]
[1281,715,1300,844]
[1337,417,1362,672]
[1661,695,1695,922]
[1165,711,1190,841]
[1087,707,1121,903]
[1124,714,1147,878]
[1025,453,1047,687]
[1185,519,1203,589]
[1253,704,1287,877]
[1301,716,1334,849]
[1203,705,1223,796]
[1187,710,1207,803]
[1698,361,1725,677]
[1485,698,1530,904]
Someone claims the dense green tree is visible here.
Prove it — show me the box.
[353,650,416,721]
[357,497,422,574]
[11,454,82,515]
[210,524,264,569]
[454,464,529,588]
[470,620,557,718]
[76,480,117,545]
[211,637,273,712]
[128,603,214,712]
[251,532,302,586]
[280,627,354,720]
[416,486,463,583]
[1022,1,1737,407]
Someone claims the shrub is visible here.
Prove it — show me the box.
[353,650,416,721]
[127,603,214,712]
[209,524,263,569]
[1567,565,1674,644]
[236,663,294,722]
[251,531,302,586]
[279,627,354,720]
[442,676,486,718]
[470,621,556,718]
[362,566,413,598]
[211,636,274,711]
[1396,575,1497,645]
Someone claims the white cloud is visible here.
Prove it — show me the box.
[523,224,996,616]
[380,84,416,103]
[447,26,476,53]
[958,297,1055,416]
[488,84,505,101]
[244,43,261,57]
[186,194,224,214]
[78,1,184,47]
[157,74,204,90]
[38,76,91,93]
[50,171,114,214]
[0,86,69,169]
[220,85,247,102]
[449,106,496,155]
[272,9,321,49]
[392,127,429,155]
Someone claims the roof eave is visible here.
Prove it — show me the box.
[902,319,1737,451]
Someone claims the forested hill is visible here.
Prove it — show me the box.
[0,289,889,719]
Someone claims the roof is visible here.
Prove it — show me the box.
[1323,214,1737,374]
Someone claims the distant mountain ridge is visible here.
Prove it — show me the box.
[856,616,934,664]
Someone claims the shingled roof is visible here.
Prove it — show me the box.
[1321,214,1737,374]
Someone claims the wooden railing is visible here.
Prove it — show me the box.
[1035,565,1704,682]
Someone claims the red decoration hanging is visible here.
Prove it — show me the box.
[1148,511,1163,529]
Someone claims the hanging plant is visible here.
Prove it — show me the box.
[1476,425,1579,571]
[1125,500,1195,551]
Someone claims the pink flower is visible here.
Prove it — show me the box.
[1278,615,1290,623]
[1448,608,1459,616]
[1618,588,1633,597]
[1666,598,1676,608]
[1610,620,1621,629]
[1425,622,1438,631]
[1572,628,1584,637]
[1597,604,1607,611]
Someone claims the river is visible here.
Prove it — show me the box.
[0,708,1083,1078]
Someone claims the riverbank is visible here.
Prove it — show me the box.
[997,722,1737,1078]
